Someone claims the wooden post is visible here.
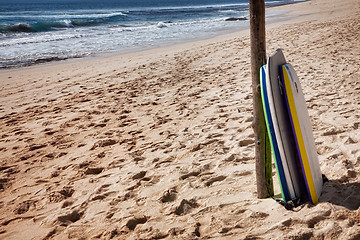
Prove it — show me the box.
[249,0,273,198]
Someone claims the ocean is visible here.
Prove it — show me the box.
[0,0,304,69]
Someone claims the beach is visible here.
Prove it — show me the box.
[0,0,359,239]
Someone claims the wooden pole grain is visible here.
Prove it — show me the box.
[249,0,273,198]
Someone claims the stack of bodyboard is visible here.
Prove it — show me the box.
[260,49,323,205]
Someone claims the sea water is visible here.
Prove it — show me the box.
[0,0,304,68]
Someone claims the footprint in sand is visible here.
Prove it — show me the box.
[154,157,174,168]
[0,178,9,191]
[159,187,177,203]
[57,209,84,226]
[59,186,75,198]
[0,166,19,190]
[321,127,345,136]
[107,158,126,169]
[84,167,104,175]
[132,171,147,180]
[43,128,57,136]
[28,143,47,151]
[49,186,75,203]
[179,171,201,180]
[303,207,332,228]
[14,200,37,214]
[204,175,227,187]
[174,199,199,215]
[126,216,148,231]
[90,139,117,150]
[238,138,254,147]
[127,181,141,191]
[91,191,116,201]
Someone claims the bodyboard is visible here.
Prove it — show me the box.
[265,49,306,202]
[260,65,290,201]
[280,63,323,204]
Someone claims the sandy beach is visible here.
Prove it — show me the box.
[0,0,359,239]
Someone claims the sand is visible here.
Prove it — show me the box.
[0,0,359,239]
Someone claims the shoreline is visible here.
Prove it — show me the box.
[0,1,306,72]
[0,0,359,239]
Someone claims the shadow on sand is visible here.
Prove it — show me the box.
[319,180,360,210]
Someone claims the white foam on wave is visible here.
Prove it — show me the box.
[136,2,248,12]
[62,20,74,28]
[1,13,249,66]
[0,10,128,20]
[64,11,128,19]
[157,22,168,28]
